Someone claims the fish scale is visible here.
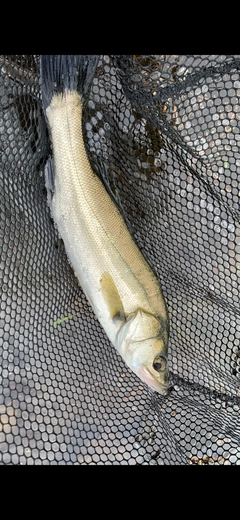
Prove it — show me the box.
[41,55,169,394]
[47,92,165,318]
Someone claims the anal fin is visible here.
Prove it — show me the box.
[44,156,55,210]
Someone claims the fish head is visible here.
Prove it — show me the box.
[115,308,169,395]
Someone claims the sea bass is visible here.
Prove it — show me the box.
[40,55,169,394]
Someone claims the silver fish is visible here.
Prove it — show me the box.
[41,55,169,394]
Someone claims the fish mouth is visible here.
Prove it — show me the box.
[149,380,168,395]
[137,366,168,395]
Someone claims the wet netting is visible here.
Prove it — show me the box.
[1,54,240,465]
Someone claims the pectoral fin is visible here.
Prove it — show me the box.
[100,272,125,322]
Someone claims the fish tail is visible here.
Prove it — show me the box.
[40,54,99,110]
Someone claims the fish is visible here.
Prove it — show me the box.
[40,55,170,394]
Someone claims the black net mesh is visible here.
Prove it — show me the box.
[1,54,240,465]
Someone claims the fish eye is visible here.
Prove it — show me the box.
[153,355,167,373]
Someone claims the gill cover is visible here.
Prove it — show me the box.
[116,308,163,353]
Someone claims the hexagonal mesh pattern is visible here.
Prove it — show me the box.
[1,55,240,465]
